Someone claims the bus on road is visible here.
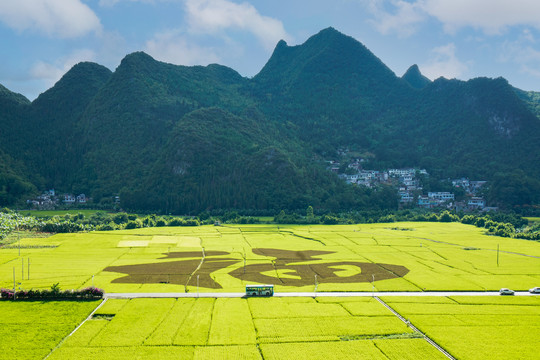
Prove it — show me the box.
[246,284,274,297]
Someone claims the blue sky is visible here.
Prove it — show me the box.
[1,0,540,100]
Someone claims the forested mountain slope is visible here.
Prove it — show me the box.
[0,27,538,212]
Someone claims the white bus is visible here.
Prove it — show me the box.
[245,284,274,297]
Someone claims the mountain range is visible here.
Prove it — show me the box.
[1,27,539,213]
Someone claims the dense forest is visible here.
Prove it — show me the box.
[0,28,539,214]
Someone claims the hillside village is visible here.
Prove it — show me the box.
[26,167,490,212]
[26,190,89,209]
[327,157,490,212]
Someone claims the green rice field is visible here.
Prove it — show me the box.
[0,300,101,359]
[382,296,540,360]
[44,297,446,360]
[2,222,540,359]
[4,296,531,360]
[1,222,539,293]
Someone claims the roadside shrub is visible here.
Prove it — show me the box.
[97,222,118,231]
[40,220,89,233]
[426,213,439,222]
[112,212,129,225]
[461,215,476,224]
[439,211,459,222]
[125,219,143,229]
[155,218,167,227]
[321,215,339,225]
[474,217,487,227]
[484,220,496,229]
[183,218,200,226]
[168,218,185,226]
[378,214,396,223]
[142,217,156,227]
[1,286,104,301]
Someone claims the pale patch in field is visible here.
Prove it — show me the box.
[177,236,201,247]
[117,241,149,247]
[150,236,181,245]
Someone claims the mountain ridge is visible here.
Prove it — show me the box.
[0,27,539,211]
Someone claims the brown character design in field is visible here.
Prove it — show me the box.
[229,248,409,286]
[104,248,409,288]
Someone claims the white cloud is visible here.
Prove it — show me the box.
[30,49,96,89]
[184,0,290,50]
[500,33,540,79]
[422,0,540,35]
[421,43,468,80]
[362,0,540,36]
[144,30,220,65]
[0,0,102,38]
[362,0,425,37]
[98,0,166,6]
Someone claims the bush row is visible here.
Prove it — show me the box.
[0,285,104,301]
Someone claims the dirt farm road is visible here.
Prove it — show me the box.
[105,291,538,299]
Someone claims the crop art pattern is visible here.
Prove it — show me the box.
[104,248,409,288]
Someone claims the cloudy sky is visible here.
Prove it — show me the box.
[2,0,540,100]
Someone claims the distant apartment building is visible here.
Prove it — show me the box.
[428,192,455,201]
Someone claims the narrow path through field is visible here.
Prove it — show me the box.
[184,247,205,292]
[43,298,108,360]
[374,296,456,360]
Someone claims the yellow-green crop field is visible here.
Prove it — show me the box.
[0,300,100,359]
[4,296,537,360]
[2,222,540,359]
[1,222,539,292]
[45,297,446,360]
[382,296,540,360]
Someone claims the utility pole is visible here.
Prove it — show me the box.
[17,219,20,257]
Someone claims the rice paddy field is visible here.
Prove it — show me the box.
[4,296,537,360]
[381,296,540,360]
[1,222,539,293]
[46,297,446,360]
[1,222,540,359]
[0,300,100,359]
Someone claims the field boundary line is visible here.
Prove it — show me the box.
[43,298,108,360]
[374,296,456,360]
[185,247,206,292]
[409,235,540,259]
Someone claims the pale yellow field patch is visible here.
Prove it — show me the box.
[151,236,181,245]
[178,236,202,247]
[117,241,149,247]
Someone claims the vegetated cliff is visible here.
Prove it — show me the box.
[0,27,539,211]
